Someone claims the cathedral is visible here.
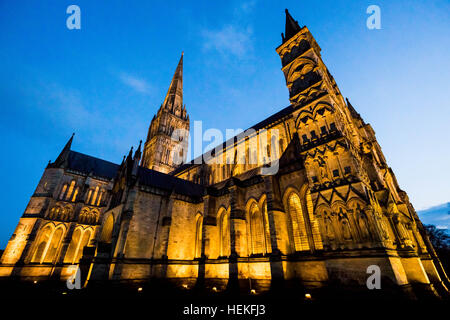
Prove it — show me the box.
[1,10,448,299]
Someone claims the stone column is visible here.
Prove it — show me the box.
[50,222,77,279]
[56,222,76,264]
[200,195,215,259]
[263,176,287,291]
[90,220,102,247]
[11,218,43,277]
[196,194,214,289]
[15,218,43,264]
[301,197,316,252]
[157,193,175,260]
[263,176,288,255]
[227,182,247,292]
[110,187,138,279]
[263,176,286,288]
[229,185,247,257]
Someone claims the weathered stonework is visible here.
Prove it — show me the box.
[0,9,448,299]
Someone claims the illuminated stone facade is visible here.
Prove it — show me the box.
[1,10,448,298]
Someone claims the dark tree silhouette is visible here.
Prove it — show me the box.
[424,225,450,249]
[425,224,450,273]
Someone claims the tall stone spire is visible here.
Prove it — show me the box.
[141,53,189,173]
[283,9,302,43]
[162,52,183,112]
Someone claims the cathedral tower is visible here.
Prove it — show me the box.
[276,9,431,255]
[141,53,189,173]
[275,10,388,252]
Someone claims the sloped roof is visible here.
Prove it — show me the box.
[65,150,204,199]
[138,166,204,199]
[171,104,294,176]
[67,151,119,179]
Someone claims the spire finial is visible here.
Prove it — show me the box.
[283,8,301,43]
[52,133,74,168]
[134,140,143,161]
[345,97,363,121]
[162,53,183,111]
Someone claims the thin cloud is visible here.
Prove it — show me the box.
[201,1,256,59]
[33,81,147,159]
[239,0,257,14]
[36,83,94,128]
[202,25,253,58]
[119,73,152,94]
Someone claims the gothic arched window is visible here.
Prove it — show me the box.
[31,225,52,263]
[43,227,63,263]
[262,201,272,253]
[65,228,81,263]
[287,192,310,252]
[218,209,230,257]
[96,189,105,206]
[248,200,272,256]
[250,203,265,255]
[91,186,99,205]
[194,214,203,258]
[65,180,76,201]
[64,228,93,263]
[31,224,65,264]
[71,187,79,202]
[75,229,92,262]
[86,189,93,204]
[59,184,68,200]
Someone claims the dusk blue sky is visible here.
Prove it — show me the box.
[0,0,449,248]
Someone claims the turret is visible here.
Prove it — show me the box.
[49,133,74,168]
